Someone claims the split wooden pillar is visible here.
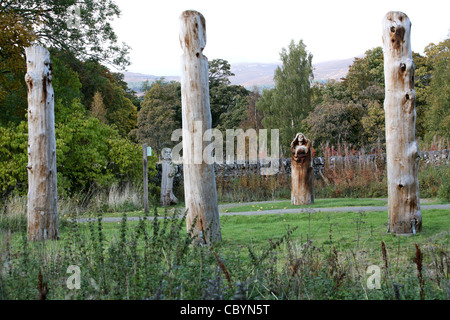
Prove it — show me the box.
[25,46,58,241]
[382,11,422,234]
[179,10,221,244]
[160,148,178,206]
[290,133,314,205]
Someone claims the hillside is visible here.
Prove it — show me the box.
[123,56,357,93]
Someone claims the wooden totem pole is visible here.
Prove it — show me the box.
[160,148,178,206]
[290,133,314,205]
[25,46,59,241]
[179,10,221,244]
[382,11,422,234]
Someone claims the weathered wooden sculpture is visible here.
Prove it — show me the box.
[180,10,221,244]
[160,148,178,206]
[25,46,59,241]
[290,133,314,205]
[382,11,422,234]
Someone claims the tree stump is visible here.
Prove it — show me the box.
[160,148,178,206]
[25,46,58,241]
[179,10,221,244]
[291,133,314,205]
[382,11,422,234]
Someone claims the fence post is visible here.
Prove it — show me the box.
[179,10,221,244]
[25,46,58,241]
[382,11,422,234]
[143,144,148,214]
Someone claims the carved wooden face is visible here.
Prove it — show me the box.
[291,133,310,163]
[162,148,172,161]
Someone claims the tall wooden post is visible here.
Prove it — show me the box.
[160,148,178,206]
[382,11,422,234]
[179,10,221,244]
[290,133,314,205]
[25,46,58,241]
[143,144,149,214]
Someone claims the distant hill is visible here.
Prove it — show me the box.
[229,57,356,88]
[123,56,358,93]
[123,73,180,95]
[229,63,280,89]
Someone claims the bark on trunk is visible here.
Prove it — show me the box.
[382,12,422,234]
[291,133,314,205]
[160,148,178,206]
[179,10,221,244]
[25,46,58,241]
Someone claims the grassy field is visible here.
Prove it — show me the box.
[220,208,449,248]
[221,198,388,213]
[0,197,448,300]
[73,197,446,218]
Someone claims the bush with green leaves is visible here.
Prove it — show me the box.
[0,122,28,196]
[0,100,156,199]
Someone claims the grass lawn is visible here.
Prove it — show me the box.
[221,198,388,213]
[76,197,447,219]
[219,208,450,249]
[1,201,448,300]
[64,204,449,254]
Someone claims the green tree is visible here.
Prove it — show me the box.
[361,100,385,146]
[91,91,107,123]
[208,58,249,128]
[240,87,263,131]
[62,57,137,136]
[0,1,134,128]
[423,39,450,140]
[0,7,35,125]
[342,47,384,102]
[303,101,364,148]
[0,121,28,195]
[413,52,433,138]
[132,81,181,155]
[311,79,351,107]
[258,40,313,150]
[0,0,130,69]
[209,59,235,87]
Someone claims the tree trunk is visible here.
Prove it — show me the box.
[179,10,221,244]
[382,12,422,234]
[291,133,314,205]
[160,148,178,206]
[25,46,58,241]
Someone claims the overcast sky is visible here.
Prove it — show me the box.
[111,0,449,76]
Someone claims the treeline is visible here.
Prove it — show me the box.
[137,39,449,157]
[257,40,449,154]
[0,0,157,199]
[1,0,448,200]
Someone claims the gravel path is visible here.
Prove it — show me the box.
[74,203,450,223]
